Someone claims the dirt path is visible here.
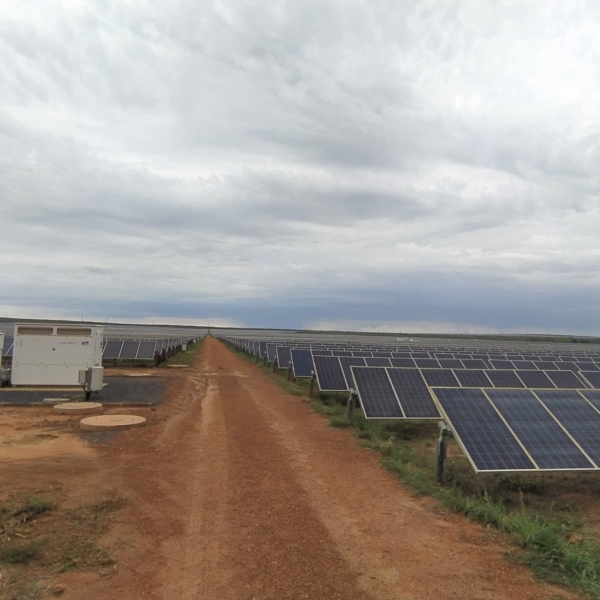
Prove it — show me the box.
[56,337,576,600]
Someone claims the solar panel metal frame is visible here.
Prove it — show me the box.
[431,388,537,473]
[276,346,293,369]
[313,355,348,392]
[351,366,405,419]
[291,348,314,378]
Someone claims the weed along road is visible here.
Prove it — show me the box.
[58,336,577,600]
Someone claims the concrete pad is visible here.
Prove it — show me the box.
[80,414,146,431]
[54,402,103,415]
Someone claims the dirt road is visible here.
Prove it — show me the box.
[9,337,575,599]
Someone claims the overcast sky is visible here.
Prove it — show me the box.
[1,0,600,334]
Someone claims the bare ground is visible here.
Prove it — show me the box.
[0,337,580,599]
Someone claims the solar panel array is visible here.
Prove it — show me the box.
[218,333,600,474]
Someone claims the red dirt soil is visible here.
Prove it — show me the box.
[1,337,580,599]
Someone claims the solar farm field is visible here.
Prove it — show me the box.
[3,327,600,599]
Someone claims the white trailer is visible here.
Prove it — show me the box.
[11,324,103,387]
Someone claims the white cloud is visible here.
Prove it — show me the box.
[1,0,600,332]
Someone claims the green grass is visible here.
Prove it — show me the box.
[160,338,206,367]
[218,340,600,599]
[0,543,42,565]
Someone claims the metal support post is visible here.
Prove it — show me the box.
[273,359,277,373]
[287,361,293,380]
[309,371,316,398]
[347,389,356,420]
[436,421,452,484]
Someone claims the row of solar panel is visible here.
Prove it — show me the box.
[232,337,600,359]
[435,388,600,472]
[285,351,600,392]
[102,339,184,360]
[235,339,600,363]
[346,365,600,417]
[1,337,185,360]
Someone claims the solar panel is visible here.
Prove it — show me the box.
[556,361,580,371]
[461,359,489,370]
[581,391,600,412]
[291,349,314,378]
[2,336,12,356]
[313,355,348,391]
[339,357,366,389]
[546,370,586,389]
[420,369,460,388]
[433,388,536,472]
[103,340,123,359]
[386,368,440,418]
[584,363,600,371]
[580,372,600,389]
[411,352,430,359]
[312,350,333,356]
[414,358,440,369]
[535,390,600,466]
[332,350,353,357]
[266,343,278,362]
[514,370,555,389]
[537,361,558,370]
[352,367,404,418]
[438,359,463,369]
[453,369,492,388]
[352,351,373,357]
[484,370,524,388]
[372,352,392,358]
[389,358,416,368]
[120,340,140,359]
[365,357,392,367]
[512,360,538,370]
[486,390,593,469]
[137,341,156,360]
[489,359,514,370]
[276,346,292,369]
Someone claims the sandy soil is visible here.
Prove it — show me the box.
[0,338,579,599]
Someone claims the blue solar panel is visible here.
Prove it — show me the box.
[137,341,156,360]
[389,358,416,368]
[580,372,600,389]
[120,340,140,359]
[537,361,558,370]
[512,361,538,370]
[414,358,441,369]
[461,359,489,370]
[386,368,440,418]
[546,370,586,389]
[421,369,460,388]
[487,390,593,469]
[484,370,524,388]
[438,359,463,369]
[276,346,292,369]
[352,367,403,418]
[291,349,314,378]
[103,340,123,359]
[266,343,278,362]
[313,355,348,391]
[433,388,536,472]
[365,357,391,367]
[352,351,373,357]
[453,369,492,388]
[581,391,600,412]
[339,357,366,389]
[516,370,556,389]
[536,390,600,467]
[489,360,514,370]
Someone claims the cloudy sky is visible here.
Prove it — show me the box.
[1,0,600,334]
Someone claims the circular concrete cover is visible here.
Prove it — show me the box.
[53,402,103,414]
[79,414,146,431]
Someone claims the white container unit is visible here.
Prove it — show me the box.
[11,324,103,386]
